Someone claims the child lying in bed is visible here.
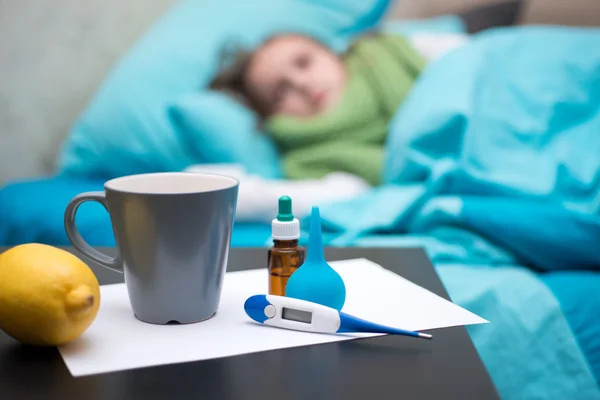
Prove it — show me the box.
[206,32,464,221]
[209,32,455,186]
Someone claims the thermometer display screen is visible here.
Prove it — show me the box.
[281,307,312,324]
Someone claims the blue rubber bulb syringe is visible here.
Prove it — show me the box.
[285,206,346,310]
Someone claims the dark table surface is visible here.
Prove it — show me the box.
[0,246,498,400]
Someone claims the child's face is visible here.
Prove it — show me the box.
[245,35,346,118]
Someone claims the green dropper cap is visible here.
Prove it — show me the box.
[276,195,294,222]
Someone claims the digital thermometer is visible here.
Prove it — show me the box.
[244,294,432,339]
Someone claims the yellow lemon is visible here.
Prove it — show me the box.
[0,243,100,346]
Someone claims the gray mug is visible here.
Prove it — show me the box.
[64,172,239,324]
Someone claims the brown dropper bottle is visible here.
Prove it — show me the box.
[268,196,305,296]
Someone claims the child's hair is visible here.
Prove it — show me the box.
[209,41,270,118]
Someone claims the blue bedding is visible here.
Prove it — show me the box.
[2,25,600,399]
[314,26,600,398]
[542,272,600,382]
[321,26,600,265]
[0,176,272,248]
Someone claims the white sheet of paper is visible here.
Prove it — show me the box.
[58,258,488,377]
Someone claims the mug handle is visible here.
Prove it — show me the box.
[64,192,123,273]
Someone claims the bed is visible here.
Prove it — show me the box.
[1,0,600,398]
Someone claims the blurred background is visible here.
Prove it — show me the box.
[2,0,600,185]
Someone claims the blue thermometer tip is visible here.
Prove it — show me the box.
[387,326,433,340]
[338,312,433,340]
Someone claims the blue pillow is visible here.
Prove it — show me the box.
[57,0,391,180]
[168,92,283,179]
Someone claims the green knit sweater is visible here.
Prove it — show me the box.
[264,34,426,186]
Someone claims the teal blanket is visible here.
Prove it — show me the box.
[313,26,600,399]
[439,265,599,400]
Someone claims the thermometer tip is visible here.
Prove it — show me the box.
[418,332,433,339]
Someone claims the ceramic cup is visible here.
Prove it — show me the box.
[64,172,239,324]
